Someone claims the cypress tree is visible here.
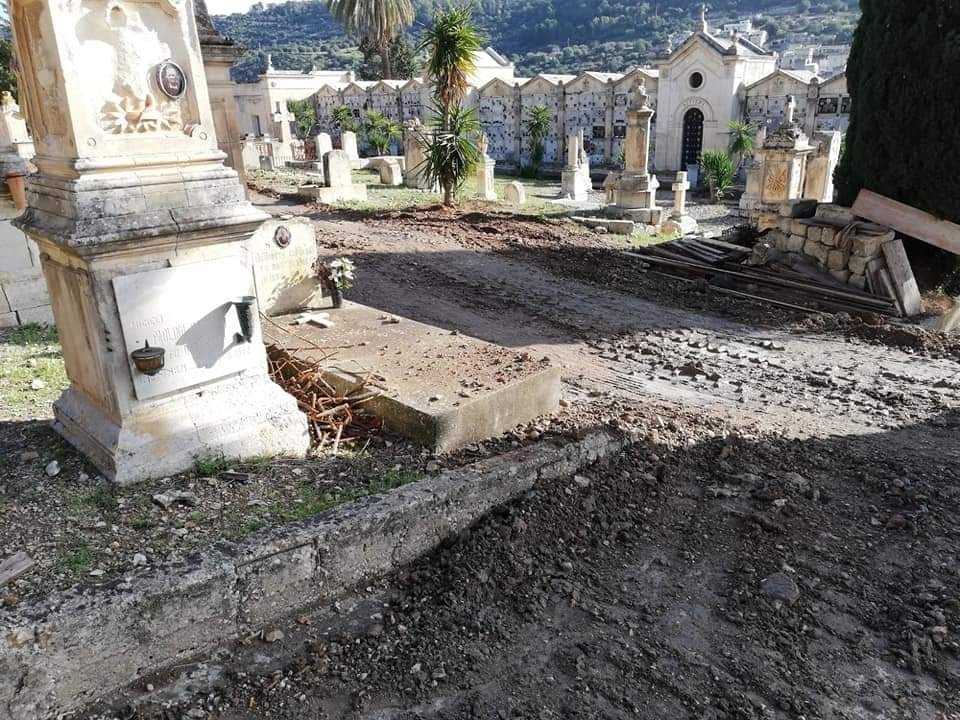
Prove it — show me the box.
[835,0,960,222]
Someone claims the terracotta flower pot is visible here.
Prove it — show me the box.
[7,174,26,210]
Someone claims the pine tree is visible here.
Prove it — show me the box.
[835,0,960,222]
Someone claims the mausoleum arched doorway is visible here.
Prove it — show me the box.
[681,108,704,168]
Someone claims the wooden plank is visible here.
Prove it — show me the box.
[881,239,923,316]
[0,552,34,587]
[625,252,898,310]
[852,189,960,254]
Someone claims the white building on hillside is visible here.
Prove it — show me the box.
[231,55,354,142]
[653,11,777,171]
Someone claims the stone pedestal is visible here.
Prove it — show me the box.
[560,130,590,201]
[10,0,308,483]
[0,91,50,327]
[476,156,496,200]
[803,131,841,203]
[607,83,662,226]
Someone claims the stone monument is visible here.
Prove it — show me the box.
[560,129,591,201]
[9,0,309,483]
[505,181,526,205]
[661,171,698,236]
[341,129,360,167]
[0,92,51,327]
[298,149,368,203]
[741,96,815,229]
[476,132,497,201]
[402,118,434,190]
[606,82,661,225]
[194,0,246,185]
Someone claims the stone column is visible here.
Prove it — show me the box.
[9,0,308,483]
[475,133,497,201]
[195,0,247,187]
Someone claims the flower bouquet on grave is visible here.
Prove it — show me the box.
[315,257,356,308]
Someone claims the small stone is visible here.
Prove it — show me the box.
[30,378,46,390]
[429,394,443,402]
[132,553,148,566]
[89,569,105,578]
[760,572,800,605]
[45,460,60,477]
[410,662,422,674]
[78,472,90,482]
[262,629,284,643]
[573,475,590,488]
[426,461,440,473]
[152,493,176,510]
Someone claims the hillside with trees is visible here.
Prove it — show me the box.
[215,0,859,82]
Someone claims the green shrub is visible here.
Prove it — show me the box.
[700,149,736,200]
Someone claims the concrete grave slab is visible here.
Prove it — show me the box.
[271,302,562,452]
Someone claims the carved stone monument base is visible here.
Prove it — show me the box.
[477,157,496,200]
[561,168,590,201]
[662,214,698,236]
[610,171,659,211]
[54,375,307,485]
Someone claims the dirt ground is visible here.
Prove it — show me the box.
[76,199,960,720]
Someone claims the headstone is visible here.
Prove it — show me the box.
[380,160,403,186]
[250,218,325,316]
[881,238,923,316]
[663,170,697,235]
[476,136,497,201]
[341,131,359,162]
[8,0,308,483]
[324,150,353,188]
[314,132,333,157]
[803,131,841,203]
[402,119,433,190]
[561,131,590,201]
[505,181,526,205]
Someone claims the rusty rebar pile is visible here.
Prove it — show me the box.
[265,343,382,450]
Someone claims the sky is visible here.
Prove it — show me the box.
[206,0,287,15]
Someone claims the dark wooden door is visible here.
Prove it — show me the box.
[681,108,704,167]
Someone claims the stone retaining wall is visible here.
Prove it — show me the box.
[0,429,631,718]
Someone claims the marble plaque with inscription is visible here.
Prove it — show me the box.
[113,258,259,401]
[250,218,325,316]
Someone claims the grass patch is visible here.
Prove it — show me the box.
[628,229,679,248]
[82,484,119,513]
[0,325,68,415]
[193,452,229,476]
[59,540,94,577]
[7,323,59,346]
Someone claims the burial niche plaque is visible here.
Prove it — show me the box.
[113,258,257,400]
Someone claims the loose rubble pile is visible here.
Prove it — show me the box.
[88,401,960,720]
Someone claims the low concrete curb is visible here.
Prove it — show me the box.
[0,429,631,718]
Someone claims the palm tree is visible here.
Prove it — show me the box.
[421,103,482,206]
[526,104,552,176]
[418,5,483,129]
[326,0,415,79]
[417,6,484,205]
[363,110,402,155]
[727,120,756,172]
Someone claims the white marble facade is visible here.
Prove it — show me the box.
[305,27,848,173]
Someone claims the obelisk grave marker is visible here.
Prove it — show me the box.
[10,0,309,483]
